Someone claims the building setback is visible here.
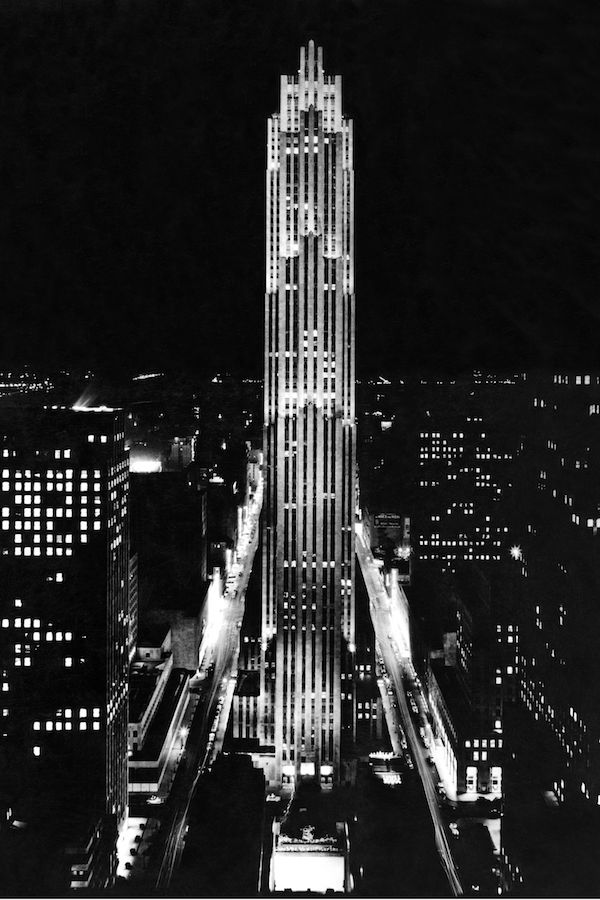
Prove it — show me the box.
[260,41,356,788]
[0,406,129,890]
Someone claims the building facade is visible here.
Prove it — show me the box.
[260,41,356,787]
[0,406,129,888]
[514,372,600,804]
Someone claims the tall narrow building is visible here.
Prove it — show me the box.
[260,41,356,788]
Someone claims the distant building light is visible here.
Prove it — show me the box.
[130,458,162,474]
[132,372,164,382]
[73,405,116,413]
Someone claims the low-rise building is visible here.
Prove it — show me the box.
[127,627,191,797]
[269,781,351,894]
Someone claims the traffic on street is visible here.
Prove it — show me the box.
[126,475,263,892]
[356,523,464,896]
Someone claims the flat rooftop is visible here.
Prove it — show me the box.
[129,663,167,723]
[129,669,188,762]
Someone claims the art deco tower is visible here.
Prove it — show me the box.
[260,41,355,788]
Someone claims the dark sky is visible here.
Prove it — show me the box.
[1,0,598,378]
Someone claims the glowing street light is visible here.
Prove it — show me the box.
[509,545,522,561]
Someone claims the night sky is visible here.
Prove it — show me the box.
[1,0,598,378]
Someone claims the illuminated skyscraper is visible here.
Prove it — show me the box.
[260,41,356,788]
[0,406,129,889]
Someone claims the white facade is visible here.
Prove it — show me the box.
[260,41,356,787]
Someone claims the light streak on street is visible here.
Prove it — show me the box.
[356,523,463,897]
[154,474,263,891]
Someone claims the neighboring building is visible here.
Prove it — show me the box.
[127,625,191,797]
[356,374,526,575]
[514,372,600,804]
[0,405,129,890]
[418,565,510,799]
[165,435,194,471]
[413,377,526,573]
[130,471,208,668]
[269,781,351,893]
[259,41,356,788]
[363,511,412,585]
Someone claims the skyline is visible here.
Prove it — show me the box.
[1,4,600,896]
[2,0,597,378]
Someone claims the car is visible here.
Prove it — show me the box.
[147,795,164,805]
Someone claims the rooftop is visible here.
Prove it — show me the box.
[129,661,168,723]
[129,669,188,762]
[278,780,343,849]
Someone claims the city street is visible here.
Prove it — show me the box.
[153,475,263,891]
[118,477,263,892]
[356,524,464,897]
